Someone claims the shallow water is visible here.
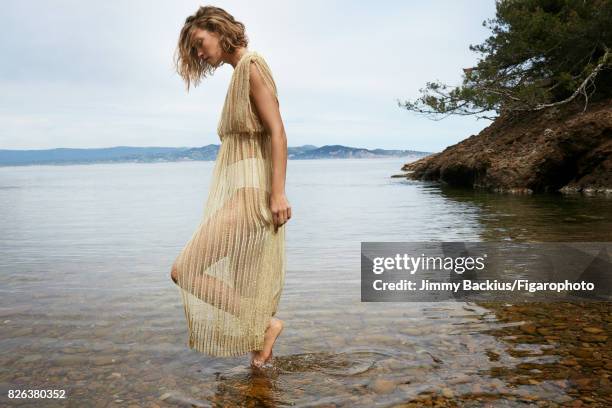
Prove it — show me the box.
[1,158,610,407]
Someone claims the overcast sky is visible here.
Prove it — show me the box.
[0,0,497,152]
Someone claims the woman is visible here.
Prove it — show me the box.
[170,5,291,368]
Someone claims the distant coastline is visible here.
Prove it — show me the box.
[0,145,431,167]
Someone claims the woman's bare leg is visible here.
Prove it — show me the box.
[172,269,243,315]
[251,317,284,367]
[170,187,267,317]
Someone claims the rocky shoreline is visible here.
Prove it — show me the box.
[398,99,612,195]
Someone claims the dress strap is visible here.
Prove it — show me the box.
[239,52,279,106]
[235,52,279,118]
[218,51,279,136]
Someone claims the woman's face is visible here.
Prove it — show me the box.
[191,27,223,67]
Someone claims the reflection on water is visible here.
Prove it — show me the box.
[0,159,610,407]
[438,186,612,242]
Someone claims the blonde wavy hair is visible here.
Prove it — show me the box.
[174,5,249,91]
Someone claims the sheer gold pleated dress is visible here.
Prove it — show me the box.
[173,51,286,357]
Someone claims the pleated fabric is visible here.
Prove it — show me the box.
[173,51,286,357]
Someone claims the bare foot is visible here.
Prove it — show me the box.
[250,318,283,368]
[250,349,274,367]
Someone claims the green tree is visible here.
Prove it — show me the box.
[398,0,612,121]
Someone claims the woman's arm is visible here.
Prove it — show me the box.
[249,62,292,231]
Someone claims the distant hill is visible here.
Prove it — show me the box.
[0,144,431,166]
[289,145,429,159]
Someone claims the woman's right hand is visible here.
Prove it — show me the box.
[270,192,291,232]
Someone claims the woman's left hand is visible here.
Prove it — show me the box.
[270,192,292,232]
